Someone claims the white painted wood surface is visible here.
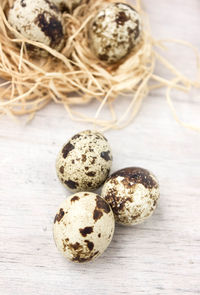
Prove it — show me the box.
[0,0,200,294]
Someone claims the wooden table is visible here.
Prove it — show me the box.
[0,0,200,294]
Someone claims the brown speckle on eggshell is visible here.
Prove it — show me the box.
[101,167,160,225]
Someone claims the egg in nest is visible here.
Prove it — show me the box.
[53,192,115,262]
[7,0,65,56]
[88,3,142,64]
[101,167,160,225]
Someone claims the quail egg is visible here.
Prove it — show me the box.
[56,130,112,192]
[53,192,115,262]
[7,0,65,55]
[52,0,82,12]
[88,3,142,64]
[101,167,160,225]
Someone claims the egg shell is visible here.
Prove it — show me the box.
[7,0,65,55]
[52,0,82,11]
[88,3,142,64]
[101,167,160,225]
[56,130,112,192]
[53,192,115,262]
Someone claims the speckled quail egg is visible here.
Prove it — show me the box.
[52,0,82,12]
[53,192,115,262]
[88,3,142,64]
[7,0,65,55]
[56,130,112,192]
[101,167,160,225]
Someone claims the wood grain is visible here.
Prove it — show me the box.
[0,0,200,294]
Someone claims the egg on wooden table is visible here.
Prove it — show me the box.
[88,3,142,64]
[101,167,160,225]
[53,192,115,262]
[7,0,65,56]
[52,0,82,12]
[56,130,112,192]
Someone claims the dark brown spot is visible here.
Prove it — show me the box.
[59,3,70,13]
[98,54,109,61]
[85,166,89,171]
[93,209,103,221]
[72,249,99,263]
[72,134,81,140]
[89,147,94,152]
[116,11,129,26]
[82,154,86,162]
[72,256,91,263]
[96,195,110,213]
[59,166,64,174]
[54,208,65,223]
[110,167,158,189]
[95,135,101,140]
[62,142,74,158]
[64,179,78,189]
[72,160,75,164]
[20,0,26,7]
[133,20,140,40]
[93,195,111,222]
[35,12,64,48]
[105,44,112,50]
[79,226,93,237]
[87,182,92,188]
[91,157,97,164]
[84,193,89,196]
[98,233,101,238]
[86,171,96,177]
[70,242,81,250]
[84,240,94,251]
[128,27,134,35]
[100,151,111,161]
[71,196,80,202]
[153,200,157,206]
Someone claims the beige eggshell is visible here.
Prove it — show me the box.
[101,167,160,225]
[53,192,115,262]
[56,130,112,192]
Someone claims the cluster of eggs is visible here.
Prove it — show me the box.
[54,130,160,263]
[7,0,142,64]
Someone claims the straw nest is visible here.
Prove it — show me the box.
[0,0,199,130]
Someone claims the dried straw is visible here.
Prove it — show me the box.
[0,0,199,130]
